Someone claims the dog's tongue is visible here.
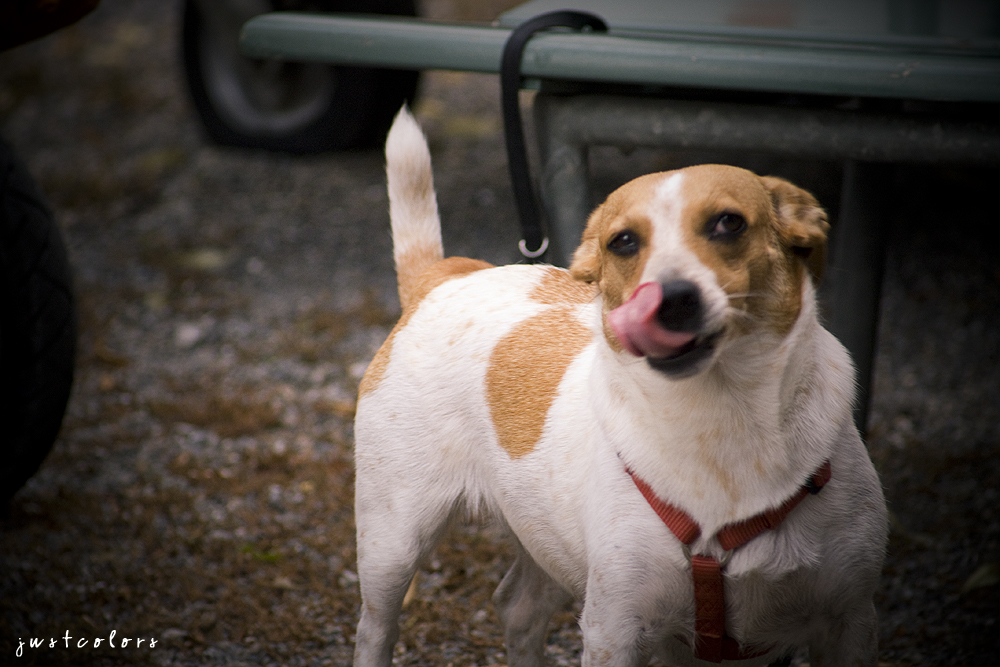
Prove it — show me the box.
[608,282,696,358]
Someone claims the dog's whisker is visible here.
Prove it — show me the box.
[726,291,766,301]
[726,306,763,326]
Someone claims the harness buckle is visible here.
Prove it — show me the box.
[682,544,734,569]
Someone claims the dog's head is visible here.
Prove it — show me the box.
[570,165,828,378]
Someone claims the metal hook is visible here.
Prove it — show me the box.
[519,236,549,259]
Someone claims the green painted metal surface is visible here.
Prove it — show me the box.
[242,15,507,74]
[501,0,1000,50]
[240,9,1000,103]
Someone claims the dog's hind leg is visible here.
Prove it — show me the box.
[353,479,456,667]
[353,568,411,667]
[493,538,573,667]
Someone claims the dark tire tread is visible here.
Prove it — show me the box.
[0,138,76,504]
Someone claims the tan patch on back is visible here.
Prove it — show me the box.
[400,254,492,312]
[529,266,596,305]
[409,256,493,307]
[359,256,492,397]
[486,307,592,458]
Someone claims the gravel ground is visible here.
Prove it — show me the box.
[1,1,998,666]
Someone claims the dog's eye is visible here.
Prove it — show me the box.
[708,213,747,240]
[607,231,640,257]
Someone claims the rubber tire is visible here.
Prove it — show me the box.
[181,0,420,153]
[0,138,76,505]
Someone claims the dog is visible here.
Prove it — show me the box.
[352,107,888,666]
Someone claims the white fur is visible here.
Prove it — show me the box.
[385,105,442,269]
[353,108,888,667]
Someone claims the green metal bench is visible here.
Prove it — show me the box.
[240,0,1000,428]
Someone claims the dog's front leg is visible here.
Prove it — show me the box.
[578,607,651,667]
[493,539,573,667]
[578,583,662,667]
[807,601,879,667]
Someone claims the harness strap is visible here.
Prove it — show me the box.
[627,461,831,663]
[629,470,701,545]
[717,461,832,551]
[692,555,726,647]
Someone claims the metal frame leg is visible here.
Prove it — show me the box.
[534,94,590,267]
[822,161,892,433]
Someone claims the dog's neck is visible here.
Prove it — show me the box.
[597,279,855,534]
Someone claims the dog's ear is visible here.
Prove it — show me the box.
[569,205,604,283]
[762,176,830,283]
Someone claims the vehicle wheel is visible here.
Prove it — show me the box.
[181,0,420,153]
[0,138,76,504]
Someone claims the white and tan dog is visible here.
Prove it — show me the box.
[352,108,887,667]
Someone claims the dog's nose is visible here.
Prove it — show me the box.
[656,280,703,332]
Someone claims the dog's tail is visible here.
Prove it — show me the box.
[385,105,443,311]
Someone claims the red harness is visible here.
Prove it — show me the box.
[627,461,832,663]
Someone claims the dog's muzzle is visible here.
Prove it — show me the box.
[608,280,720,377]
